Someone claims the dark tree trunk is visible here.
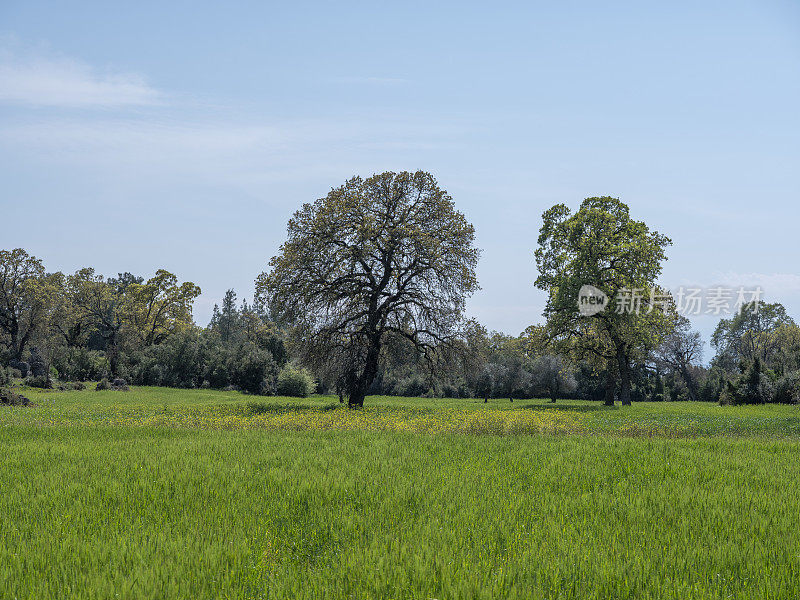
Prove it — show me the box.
[11,336,23,361]
[106,331,119,377]
[109,349,119,378]
[616,347,632,406]
[347,337,381,408]
[348,390,365,408]
[103,325,123,377]
[10,322,23,360]
[604,367,616,406]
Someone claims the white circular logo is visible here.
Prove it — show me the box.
[577,284,608,316]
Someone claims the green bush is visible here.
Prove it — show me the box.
[0,387,30,406]
[718,381,737,406]
[396,376,427,397]
[740,358,766,404]
[440,383,459,398]
[773,371,800,404]
[698,372,723,403]
[96,378,111,391]
[25,375,52,389]
[203,346,232,389]
[128,332,205,388]
[126,332,280,394]
[720,359,772,405]
[473,370,493,401]
[276,366,316,397]
[230,343,280,395]
[51,348,108,381]
[58,382,86,391]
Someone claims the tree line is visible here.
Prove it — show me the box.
[2,171,799,405]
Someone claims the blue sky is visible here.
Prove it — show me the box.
[1,0,799,358]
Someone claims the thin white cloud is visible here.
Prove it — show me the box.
[0,43,473,202]
[0,112,472,195]
[0,49,163,107]
[0,113,468,163]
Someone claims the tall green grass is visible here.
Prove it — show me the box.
[5,386,800,438]
[1,387,799,598]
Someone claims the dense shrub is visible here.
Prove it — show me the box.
[759,377,776,405]
[128,332,205,388]
[25,375,52,389]
[58,382,86,391]
[126,332,279,394]
[698,372,724,403]
[96,378,111,391]
[573,364,606,401]
[203,346,232,389]
[718,381,737,406]
[739,359,766,404]
[111,378,130,391]
[511,370,535,400]
[230,343,280,395]
[474,369,493,401]
[667,384,687,402]
[51,348,107,381]
[0,387,31,406]
[773,371,800,404]
[396,376,427,398]
[366,374,385,396]
[440,383,459,398]
[530,355,577,402]
[276,366,316,397]
[719,360,771,405]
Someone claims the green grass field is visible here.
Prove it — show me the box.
[2,387,800,599]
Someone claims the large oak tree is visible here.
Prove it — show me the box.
[534,197,673,405]
[259,171,480,407]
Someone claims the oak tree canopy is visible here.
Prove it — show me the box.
[259,171,480,406]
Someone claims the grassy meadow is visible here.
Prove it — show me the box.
[2,386,800,598]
